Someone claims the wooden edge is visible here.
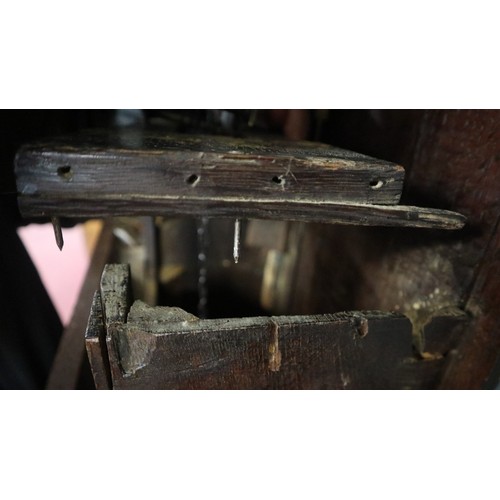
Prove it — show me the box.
[85,291,112,389]
[99,263,133,387]
[19,197,466,230]
[108,309,417,389]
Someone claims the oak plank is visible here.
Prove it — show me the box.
[99,263,133,387]
[19,196,466,230]
[104,295,417,389]
[15,131,466,229]
[84,291,112,389]
[15,130,405,207]
[96,264,453,389]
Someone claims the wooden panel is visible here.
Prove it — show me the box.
[110,304,416,390]
[99,263,133,388]
[90,263,455,389]
[439,217,500,388]
[84,291,111,390]
[95,264,425,390]
[15,130,466,229]
[17,195,465,230]
[289,110,499,388]
[15,130,405,208]
[100,263,132,328]
[408,111,500,388]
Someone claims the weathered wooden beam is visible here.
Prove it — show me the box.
[20,195,466,230]
[13,130,464,230]
[93,265,418,389]
[15,130,405,206]
[84,263,458,389]
[110,300,432,389]
[99,263,133,388]
[85,291,112,389]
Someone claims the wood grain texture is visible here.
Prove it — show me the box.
[17,195,465,229]
[14,129,464,229]
[439,216,500,388]
[78,262,459,389]
[99,263,133,388]
[110,306,416,390]
[93,265,444,389]
[400,111,500,388]
[84,291,112,389]
[407,111,500,388]
[15,130,466,229]
[15,130,405,206]
[288,110,498,388]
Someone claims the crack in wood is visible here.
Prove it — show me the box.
[268,319,282,372]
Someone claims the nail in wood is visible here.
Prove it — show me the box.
[233,219,241,264]
[51,217,64,251]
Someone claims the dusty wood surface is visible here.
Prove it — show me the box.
[439,216,500,388]
[288,110,499,388]
[99,263,133,388]
[84,291,112,389]
[15,130,464,229]
[417,307,468,356]
[91,264,448,390]
[15,130,405,206]
[46,222,114,389]
[389,111,500,388]
[112,304,416,390]
[17,196,465,230]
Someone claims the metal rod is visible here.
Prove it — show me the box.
[233,218,241,264]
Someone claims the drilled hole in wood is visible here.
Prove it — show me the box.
[369,179,384,189]
[272,176,283,184]
[187,174,200,186]
[57,165,73,180]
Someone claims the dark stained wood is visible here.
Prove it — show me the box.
[46,222,114,389]
[99,263,133,388]
[111,305,416,390]
[41,113,496,389]
[93,264,449,389]
[84,291,112,390]
[17,196,465,230]
[14,130,464,229]
[439,216,500,388]
[15,130,405,206]
[416,307,469,356]
[394,111,500,388]
[288,110,499,389]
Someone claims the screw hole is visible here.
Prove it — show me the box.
[187,174,200,186]
[57,165,73,180]
[369,179,384,189]
[272,176,283,184]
